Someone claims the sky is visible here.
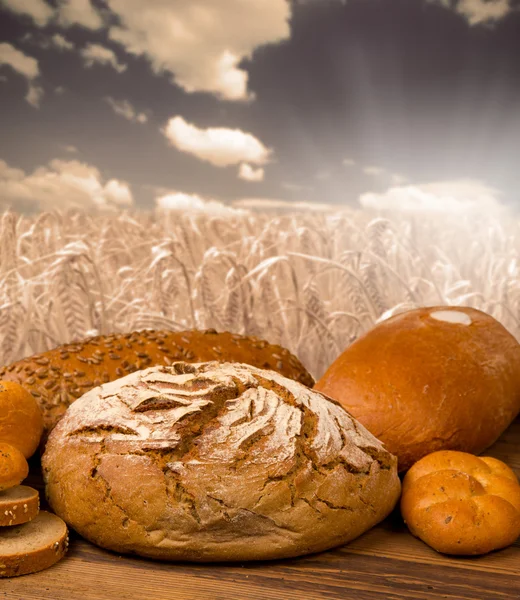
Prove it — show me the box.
[0,0,519,214]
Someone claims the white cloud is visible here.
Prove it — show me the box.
[25,83,44,108]
[103,179,133,206]
[0,158,134,212]
[359,180,503,213]
[363,165,386,177]
[104,0,291,101]
[80,43,127,73]
[52,33,75,51]
[455,0,511,25]
[0,0,54,26]
[156,191,244,216]
[390,173,408,185]
[0,42,39,79]
[105,97,148,124]
[163,116,271,168]
[0,43,43,108]
[64,145,79,153]
[342,158,356,167]
[430,0,513,25]
[57,0,104,30]
[238,162,265,182]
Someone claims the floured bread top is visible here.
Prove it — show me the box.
[56,362,390,471]
[430,310,472,325]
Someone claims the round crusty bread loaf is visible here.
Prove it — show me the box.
[0,511,68,577]
[0,485,40,526]
[315,306,520,472]
[0,329,314,434]
[42,361,400,562]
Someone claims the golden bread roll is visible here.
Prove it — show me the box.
[0,381,44,458]
[401,450,520,555]
[0,442,29,491]
[315,306,520,471]
[0,329,313,434]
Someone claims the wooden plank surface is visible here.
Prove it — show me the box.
[3,421,520,600]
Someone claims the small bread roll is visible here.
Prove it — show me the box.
[0,442,29,491]
[0,381,44,458]
[315,306,520,471]
[401,451,520,555]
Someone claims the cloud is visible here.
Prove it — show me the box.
[57,0,104,30]
[25,83,44,108]
[0,43,43,108]
[52,33,75,51]
[156,191,244,216]
[342,158,356,167]
[163,116,271,168]
[64,145,79,153]
[80,43,127,73]
[455,0,512,25]
[233,197,338,212]
[105,97,148,124]
[0,0,54,26]
[0,42,39,79]
[104,0,291,101]
[238,162,265,182]
[0,158,134,212]
[363,165,386,177]
[359,179,503,213]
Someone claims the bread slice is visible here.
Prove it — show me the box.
[0,511,68,577]
[0,486,40,527]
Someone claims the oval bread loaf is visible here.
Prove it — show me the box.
[315,306,520,471]
[42,361,400,562]
[401,451,520,555]
[0,329,314,433]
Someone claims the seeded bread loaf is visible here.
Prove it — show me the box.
[0,485,40,526]
[0,329,314,433]
[0,511,68,577]
[42,361,400,562]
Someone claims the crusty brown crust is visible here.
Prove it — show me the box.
[315,306,520,472]
[0,511,68,577]
[0,329,314,433]
[0,486,40,526]
[42,361,400,562]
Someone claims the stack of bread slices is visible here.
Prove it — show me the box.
[0,382,68,578]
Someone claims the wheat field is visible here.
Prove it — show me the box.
[0,206,519,380]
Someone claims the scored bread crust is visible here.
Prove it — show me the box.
[0,485,40,526]
[0,511,68,577]
[0,329,314,433]
[42,361,400,562]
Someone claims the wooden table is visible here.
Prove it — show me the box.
[4,422,520,600]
